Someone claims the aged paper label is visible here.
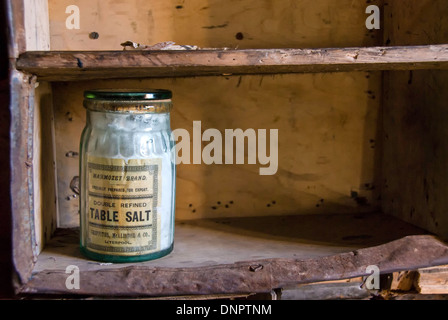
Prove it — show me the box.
[86,156,162,256]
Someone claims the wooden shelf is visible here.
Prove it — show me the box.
[21,213,448,297]
[16,44,448,81]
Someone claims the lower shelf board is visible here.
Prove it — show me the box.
[22,213,448,297]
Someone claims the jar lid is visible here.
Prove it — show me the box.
[83,89,173,113]
[84,89,172,101]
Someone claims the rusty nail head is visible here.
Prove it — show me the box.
[249,264,263,272]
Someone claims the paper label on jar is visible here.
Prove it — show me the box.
[86,156,162,256]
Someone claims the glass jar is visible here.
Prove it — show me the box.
[79,89,176,263]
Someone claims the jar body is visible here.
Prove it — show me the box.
[80,100,175,262]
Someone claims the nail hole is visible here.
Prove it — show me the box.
[89,32,99,40]
[66,151,79,158]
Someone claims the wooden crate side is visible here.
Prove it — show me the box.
[382,70,448,238]
[9,70,37,289]
[6,0,53,291]
[33,82,58,253]
[382,0,448,238]
[6,0,35,291]
[5,0,26,59]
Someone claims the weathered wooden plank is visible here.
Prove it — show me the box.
[16,45,448,81]
[280,281,369,300]
[9,70,38,290]
[415,265,448,294]
[5,0,26,59]
[6,0,52,293]
[21,230,448,297]
[16,213,439,297]
[6,0,35,293]
[24,0,50,51]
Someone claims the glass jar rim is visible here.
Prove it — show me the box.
[84,89,172,101]
[83,89,173,113]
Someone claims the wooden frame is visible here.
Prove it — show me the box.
[6,0,448,298]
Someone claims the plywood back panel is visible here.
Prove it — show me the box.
[384,0,448,46]
[52,72,381,227]
[48,0,382,51]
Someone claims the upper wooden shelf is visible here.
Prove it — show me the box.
[16,44,448,81]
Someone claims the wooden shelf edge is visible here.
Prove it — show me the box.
[16,44,448,81]
[19,234,448,297]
